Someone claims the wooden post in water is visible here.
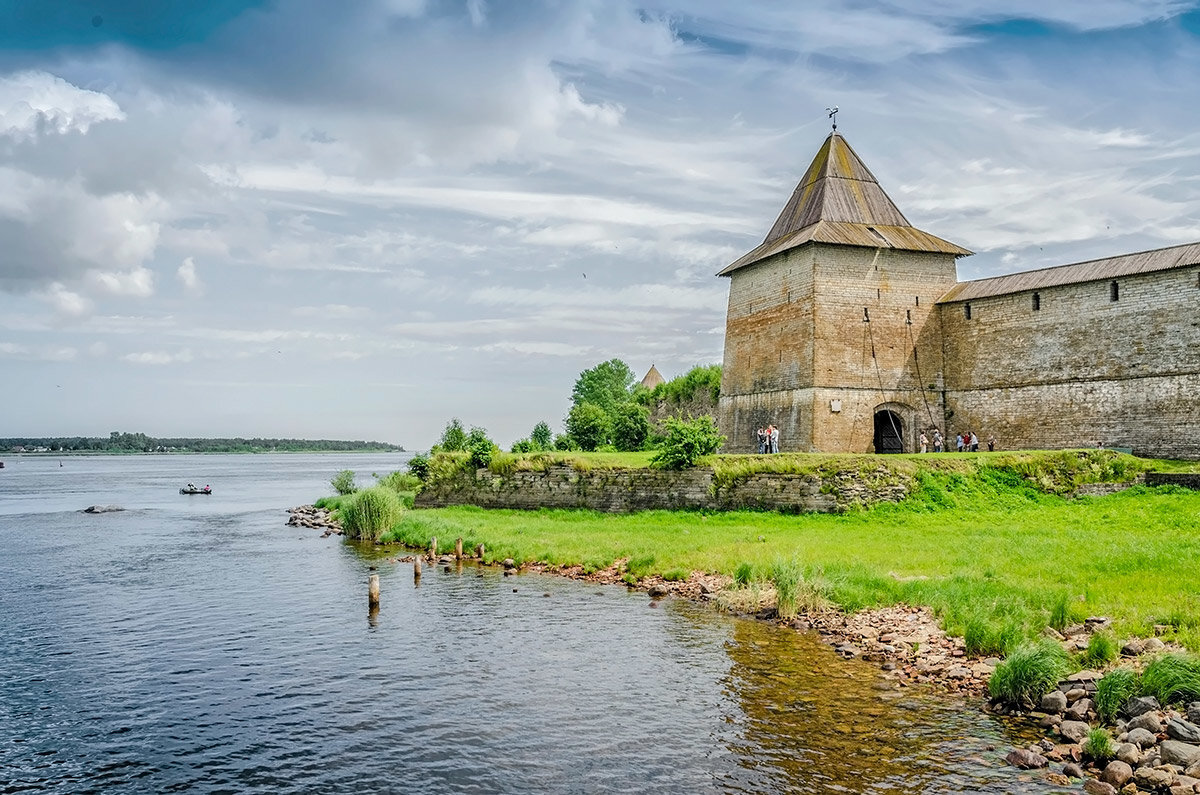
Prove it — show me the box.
[413,556,422,581]
[475,543,485,560]
[429,536,438,559]
[368,573,380,609]
[455,537,463,560]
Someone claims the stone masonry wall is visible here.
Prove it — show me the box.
[414,465,912,513]
[720,243,959,453]
[941,266,1200,458]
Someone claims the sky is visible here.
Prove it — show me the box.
[2,0,1200,449]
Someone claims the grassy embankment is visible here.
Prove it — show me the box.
[333,449,1200,653]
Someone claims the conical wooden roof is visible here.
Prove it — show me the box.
[719,132,970,276]
[640,364,665,390]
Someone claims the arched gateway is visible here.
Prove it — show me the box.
[873,410,904,454]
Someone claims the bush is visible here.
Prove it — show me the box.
[530,421,553,451]
[566,402,610,451]
[375,470,422,493]
[1080,633,1119,669]
[1083,728,1115,763]
[341,486,404,543]
[439,418,467,452]
[553,433,579,452]
[988,640,1071,708]
[466,426,497,469]
[1095,668,1141,723]
[650,415,725,470]
[331,469,356,495]
[1140,653,1200,705]
[611,403,650,452]
[511,438,535,454]
[406,454,430,481]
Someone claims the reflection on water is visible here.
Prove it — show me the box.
[0,455,1058,793]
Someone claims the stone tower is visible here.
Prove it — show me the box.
[717,132,972,453]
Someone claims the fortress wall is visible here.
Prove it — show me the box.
[717,389,811,453]
[720,248,815,396]
[941,265,1200,458]
[811,248,957,395]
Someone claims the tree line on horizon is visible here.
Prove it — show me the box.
[2,431,404,454]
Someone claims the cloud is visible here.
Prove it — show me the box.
[177,257,201,291]
[0,71,125,140]
[89,266,155,297]
[121,349,194,365]
[41,283,92,317]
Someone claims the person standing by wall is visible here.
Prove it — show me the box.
[987,434,996,452]
[756,427,766,454]
[769,425,779,454]
[919,431,928,453]
[933,429,943,453]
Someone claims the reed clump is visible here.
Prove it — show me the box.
[1140,653,1200,705]
[1083,728,1115,764]
[1094,668,1141,723]
[988,640,1070,708]
[341,486,404,543]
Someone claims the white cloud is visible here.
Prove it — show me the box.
[122,349,194,365]
[0,71,125,140]
[89,266,155,297]
[42,283,92,317]
[177,257,201,291]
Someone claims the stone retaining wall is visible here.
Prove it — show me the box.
[1145,472,1200,489]
[414,465,911,513]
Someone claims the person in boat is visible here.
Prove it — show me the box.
[203,485,211,493]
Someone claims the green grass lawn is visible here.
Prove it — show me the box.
[386,473,1200,653]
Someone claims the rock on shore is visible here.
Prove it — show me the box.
[287,505,342,536]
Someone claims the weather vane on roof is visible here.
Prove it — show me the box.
[826,106,839,131]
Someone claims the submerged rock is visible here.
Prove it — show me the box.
[81,504,124,513]
[1005,748,1047,769]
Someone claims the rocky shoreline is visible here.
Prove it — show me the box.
[287,504,1200,793]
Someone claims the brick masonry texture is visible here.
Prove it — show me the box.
[414,466,911,513]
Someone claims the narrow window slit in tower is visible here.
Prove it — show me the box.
[1110,281,1119,302]
[915,296,920,306]
[1032,292,1041,311]
[964,303,972,320]
[877,288,881,299]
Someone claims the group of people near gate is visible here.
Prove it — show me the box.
[756,425,780,454]
[918,429,996,454]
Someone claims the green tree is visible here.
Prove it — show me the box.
[565,402,610,451]
[530,421,553,451]
[611,402,650,451]
[650,415,725,469]
[571,359,635,416]
[439,418,467,451]
[466,426,498,469]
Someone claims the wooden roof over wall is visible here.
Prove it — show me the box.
[640,365,665,390]
[938,241,1200,303]
[719,132,971,276]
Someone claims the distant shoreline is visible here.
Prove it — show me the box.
[2,449,407,457]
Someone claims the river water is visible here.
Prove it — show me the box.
[0,454,1056,794]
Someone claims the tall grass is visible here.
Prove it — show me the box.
[1049,592,1073,633]
[771,559,803,618]
[1140,653,1200,705]
[1083,728,1115,763]
[1094,669,1141,723]
[341,486,404,543]
[988,640,1071,708]
[963,613,1024,656]
[1079,633,1119,669]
